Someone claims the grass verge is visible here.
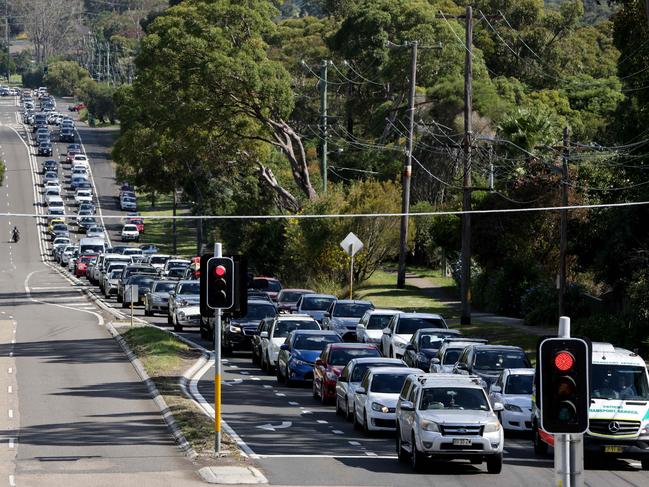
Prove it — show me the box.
[119,325,241,458]
[137,193,198,257]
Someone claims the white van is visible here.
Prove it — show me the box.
[47,195,64,210]
[79,237,106,255]
[533,342,649,469]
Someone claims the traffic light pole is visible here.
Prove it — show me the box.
[555,316,584,487]
[214,242,222,455]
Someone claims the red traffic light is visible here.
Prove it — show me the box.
[214,265,226,277]
[554,351,574,372]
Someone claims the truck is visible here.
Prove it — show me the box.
[79,237,106,255]
[532,342,649,469]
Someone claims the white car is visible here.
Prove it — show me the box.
[488,368,535,431]
[357,309,402,344]
[430,339,488,374]
[146,254,171,271]
[336,357,406,420]
[381,313,448,359]
[353,366,421,433]
[162,259,190,276]
[120,196,137,211]
[74,189,93,206]
[44,187,61,198]
[44,180,62,193]
[260,314,320,372]
[121,224,140,242]
[71,166,88,178]
[72,154,89,168]
[86,226,105,240]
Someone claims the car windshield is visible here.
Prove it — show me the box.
[273,320,316,338]
[420,388,490,411]
[252,279,281,292]
[505,375,534,395]
[370,373,409,394]
[293,334,340,351]
[278,291,305,303]
[351,362,401,382]
[418,332,458,349]
[130,275,154,286]
[329,347,380,366]
[109,271,122,279]
[333,303,372,318]
[591,365,649,400]
[366,314,395,330]
[396,317,446,335]
[243,304,277,321]
[301,297,335,311]
[153,282,176,293]
[442,349,462,365]
[123,225,137,231]
[150,256,168,264]
[473,350,530,371]
[178,283,200,295]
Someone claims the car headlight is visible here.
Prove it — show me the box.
[420,420,439,432]
[178,311,186,319]
[394,341,407,350]
[290,357,310,367]
[151,295,162,303]
[504,403,523,413]
[229,325,242,334]
[640,423,649,436]
[484,421,502,433]
[371,402,390,413]
[179,299,188,306]
[325,371,338,381]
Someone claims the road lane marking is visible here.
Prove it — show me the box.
[332,430,344,435]
[275,392,286,397]
[317,420,328,424]
[9,474,15,486]
[8,438,14,449]
[7,386,12,393]
[348,441,361,446]
[8,409,13,419]
[7,368,12,374]
[288,401,299,406]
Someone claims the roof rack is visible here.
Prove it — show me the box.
[443,337,488,344]
[413,373,484,387]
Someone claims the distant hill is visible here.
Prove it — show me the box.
[545,0,618,25]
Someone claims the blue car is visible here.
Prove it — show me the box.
[276,330,342,385]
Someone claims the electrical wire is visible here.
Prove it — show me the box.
[337,61,385,86]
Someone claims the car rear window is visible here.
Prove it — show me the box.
[329,347,380,366]
[366,314,394,330]
[505,375,534,395]
[273,320,317,338]
[473,350,530,371]
[351,362,403,382]
[252,279,281,292]
[178,283,200,295]
[333,303,373,318]
[396,317,447,335]
[153,282,176,293]
[301,297,335,311]
[370,373,409,394]
[442,349,462,365]
[420,387,489,411]
[293,334,340,351]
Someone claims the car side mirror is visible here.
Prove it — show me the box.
[493,402,504,412]
[490,385,502,394]
[357,323,365,329]
[323,312,330,318]
[260,331,268,339]
[315,359,324,367]
[280,344,289,351]
[356,387,366,395]
[383,328,391,335]
[430,358,440,365]
[338,376,347,383]
[456,363,468,370]
[405,344,415,351]
[400,400,415,411]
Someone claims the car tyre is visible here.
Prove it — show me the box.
[200,325,209,340]
[312,380,319,400]
[352,406,361,430]
[533,424,549,456]
[167,312,172,325]
[410,432,426,471]
[470,457,482,465]
[344,398,352,421]
[363,411,371,435]
[276,366,284,384]
[641,459,649,471]
[486,454,502,474]
[335,397,343,416]
[396,426,409,463]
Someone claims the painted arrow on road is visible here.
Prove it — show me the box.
[222,379,243,387]
[256,421,292,432]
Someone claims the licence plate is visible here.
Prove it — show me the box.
[453,439,472,446]
[604,446,623,453]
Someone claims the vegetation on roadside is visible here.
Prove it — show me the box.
[0,160,5,186]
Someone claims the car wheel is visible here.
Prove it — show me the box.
[320,385,329,405]
[200,326,208,341]
[486,454,503,474]
[260,352,267,372]
[122,300,129,309]
[363,411,371,435]
[533,424,549,455]
[390,347,394,359]
[410,432,426,471]
[352,406,360,430]
[344,398,352,421]
[470,457,482,465]
[276,366,283,384]
[284,368,293,387]
[312,379,319,400]
[641,459,649,471]
[396,426,409,462]
[167,312,172,325]
[117,294,123,303]
[336,397,343,416]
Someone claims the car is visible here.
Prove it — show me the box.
[37,141,53,156]
[119,274,156,308]
[103,270,124,297]
[353,366,421,433]
[276,288,315,313]
[403,328,463,371]
[251,318,275,366]
[72,154,89,168]
[47,218,66,234]
[117,265,158,302]
[396,373,504,473]
[356,309,402,344]
[312,342,382,405]
[122,247,144,257]
[43,171,59,184]
[94,254,132,287]
[74,254,98,277]
[71,166,88,179]
[139,243,159,254]
[61,246,79,266]
[59,128,75,142]
[488,368,535,432]
[75,209,94,224]
[144,280,177,316]
[430,338,489,374]
[294,293,337,323]
[68,102,85,112]
[452,344,532,389]
[120,196,137,211]
[162,259,190,276]
[51,237,71,255]
[121,224,140,242]
[323,299,375,341]
[70,175,89,190]
[86,226,105,240]
[145,254,171,271]
[259,314,321,372]
[78,216,98,232]
[381,313,448,359]
[50,223,69,239]
[336,357,406,420]
[167,280,201,331]
[222,300,278,353]
[44,187,61,199]
[277,330,342,385]
[125,216,144,233]
[78,202,96,214]
[74,189,93,206]
[249,277,283,301]
[65,148,82,163]
[165,267,188,280]
[44,181,61,194]
[42,159,58,172]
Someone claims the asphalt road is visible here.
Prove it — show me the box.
[32,99,649,486]
[0,96,203,486]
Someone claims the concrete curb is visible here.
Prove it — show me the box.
[105,320,198,461]
[198,466,268,484]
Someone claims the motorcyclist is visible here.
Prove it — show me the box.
[11,226,19,243]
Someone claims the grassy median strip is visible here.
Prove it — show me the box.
[119,325,240,458]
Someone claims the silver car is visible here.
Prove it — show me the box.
[144,280,177,316]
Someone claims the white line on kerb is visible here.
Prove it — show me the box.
[8,438,14,449]
[7,368,12,374]
[7,386,12,393]
[9,474,15,486]
[8,409,13,419]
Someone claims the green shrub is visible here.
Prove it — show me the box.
[521,282,558,326]
[0,159,5,186]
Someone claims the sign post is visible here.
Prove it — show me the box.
[125,284,138,327]
[213,243,222,455]
[340,232,363,299]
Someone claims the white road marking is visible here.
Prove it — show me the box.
[301,410,313,415]
[9,474,15,486]
[8,409,13,419]
[275,393,286,397]
[365,452,377,456]
[239,371,249,375]
[7,368,12,374]
[348,441,361,446]
[288,401,299,406]
[317,420,328,424]
[263,385,272,389]
[332,430,344,435]
[8,438,14,449]
[7,386,11,393]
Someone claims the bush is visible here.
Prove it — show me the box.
[44,61,91,97]
[22,68,44,88]
[0,159,5,186]
[521,282,558,326]
[473,262,541,317]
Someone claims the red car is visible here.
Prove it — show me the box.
[75,254,98,277]
[126,217,144,233]
[250,276,283,301]
[313,342,381,405]
[68,103,85,112]
[66,149,81,163]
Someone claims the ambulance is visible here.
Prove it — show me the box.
[532,342,649,469]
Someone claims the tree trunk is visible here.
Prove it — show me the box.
[258,163,300,213]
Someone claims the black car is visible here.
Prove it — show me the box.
[120,274,156,308]
[42,159,58,172]
[59,128,75,142]
[452,344,532,388]
[38,142,53,156]
[403,328,462,371]
[117,265,158,302]
[218,300,278,351]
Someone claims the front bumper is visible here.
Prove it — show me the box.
[176,311,201,325]
[501,410,533,431]
[584,436,649,460]
[226,332,252,350]
[417,430,504,456]
[322,379,337,400]
[287,361,315,381]
[367,410,397,431]
[148,300,168,312]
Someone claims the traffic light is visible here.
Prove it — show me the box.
[538,337,591,434]
[206,257,234,309]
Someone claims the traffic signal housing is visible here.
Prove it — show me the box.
[538,337,591,434]
[206,257,234,309]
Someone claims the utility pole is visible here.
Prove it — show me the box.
[5,0,9,82]
[559,127,569,316]
[460,5,473,325]
[319,60,329,193]
[106,42,111,85]
[396,41,418,289]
